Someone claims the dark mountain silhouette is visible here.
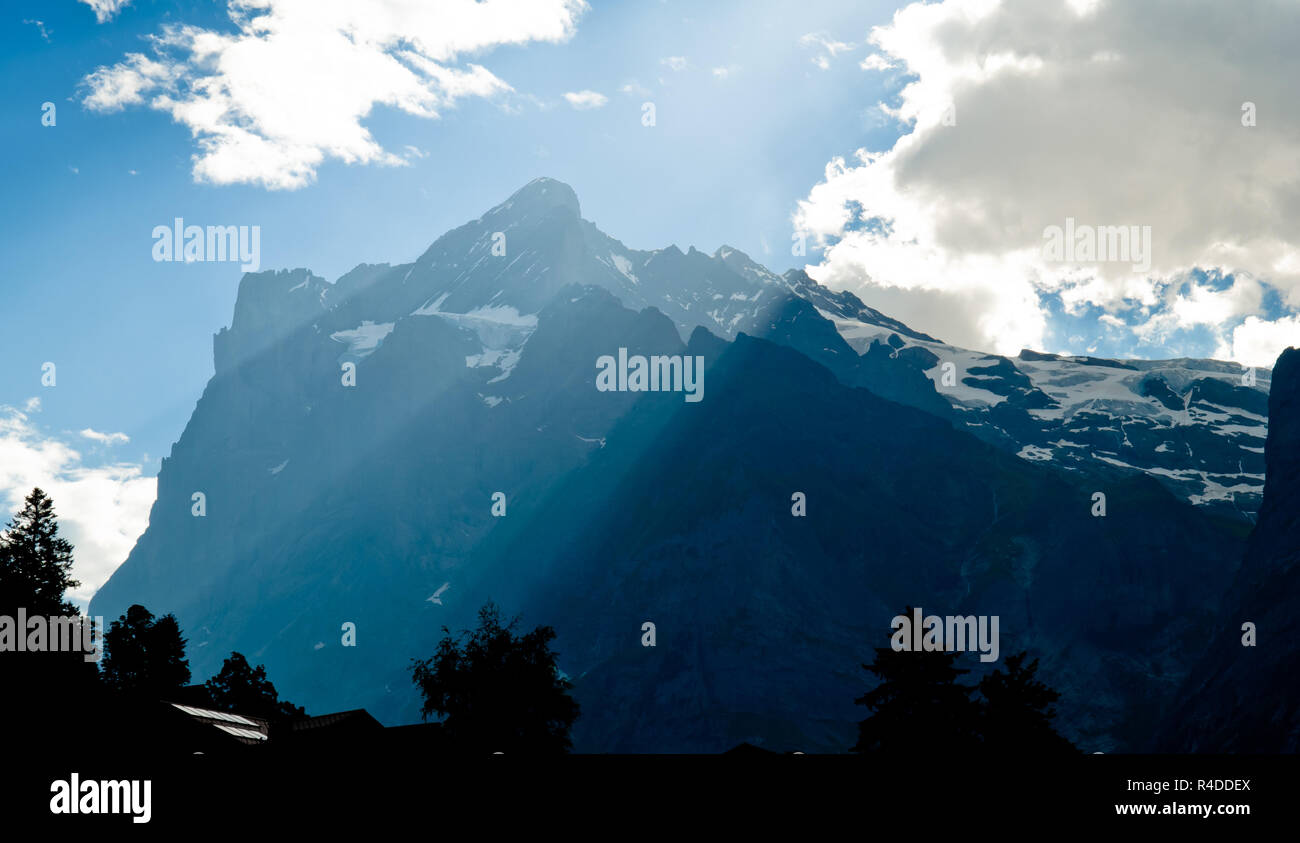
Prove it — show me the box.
[90,179,1254,752]
[1158,346,1300,751]
[454,318,1245,751]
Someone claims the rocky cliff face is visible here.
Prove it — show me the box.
[1159,346,1300,752]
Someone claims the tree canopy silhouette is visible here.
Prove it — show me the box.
[411,602,579,753]
[101,604,191,697]
[853,609,1075,753]
[204,651,305,722]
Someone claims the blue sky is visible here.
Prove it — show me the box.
[0,0,903,602]
[4,0,1300,603]
[1,0,898,479]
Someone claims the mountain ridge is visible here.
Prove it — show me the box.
[210,178,1268,516]
[91,178,1264,751]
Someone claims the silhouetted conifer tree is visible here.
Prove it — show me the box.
[853,611,1077,753]
[0,489,101,754]
[852,618,982,753]
[978,651,1077,753]
[0,488,79,616]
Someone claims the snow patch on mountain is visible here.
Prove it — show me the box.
[816,311,1271,515]
[609,253,637,284]
[1018,445,1053,461]
[330,321,395,357]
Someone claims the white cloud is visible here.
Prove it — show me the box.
[0,407,155,607]
[661,56,688,72]
[80,428,130,446]
[79,0,132,24]
[712,65,739,79]
[860,53,895,71]
[619,80,651,97]
[796,0,1300,364]
[81,0,588,190]
[563,90,608,110]
[800,32,855,70]
[24,19,51,42]
[1225,316,1300,369]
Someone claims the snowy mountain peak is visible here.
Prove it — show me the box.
[215,178,1270,517]
[497,176,581,218]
